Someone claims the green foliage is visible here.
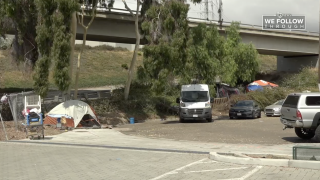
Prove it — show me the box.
[139,0,190,94]
[0,0,38,65]
[33,0,79,97]
[52,0,79,92]
[121,64,129,70]
[186,23,237,85]
[33,0,57,98]
[88,82,179,119]
[225,22,260,84]
[229,87,291,109]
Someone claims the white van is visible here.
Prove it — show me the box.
[176,84,214,123]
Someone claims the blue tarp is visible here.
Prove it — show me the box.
[247,85,264,91]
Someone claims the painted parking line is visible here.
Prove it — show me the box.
[183,167,248,174]
[218,166,263,180]
[150,158,207,180]
[150,158,254,180]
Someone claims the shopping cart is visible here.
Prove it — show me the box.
[24,112,44,140]
[22,95,44,140]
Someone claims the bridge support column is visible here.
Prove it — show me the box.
[277,55,319,72]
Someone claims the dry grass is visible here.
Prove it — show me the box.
[1,47,277,90]
[258,54,277,73]
[0,48,143,89]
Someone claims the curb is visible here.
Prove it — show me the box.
[209,152,320,170]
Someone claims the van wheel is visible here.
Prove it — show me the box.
[295,127,315,139]
[207,118,213,122]
[179,118,184,123]
[314,125,320,142]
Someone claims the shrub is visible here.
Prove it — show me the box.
[0,103,13,121]
[281,67,318,91]
[87,82,179,119]
[121,64,128,70]
[227,87,293,110]
[74,44,92,51]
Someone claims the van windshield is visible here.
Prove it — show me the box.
[181,91,209,102]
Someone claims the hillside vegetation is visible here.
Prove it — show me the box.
[1,45,279,91]
[0,45,143,90]
[1,45,319,122]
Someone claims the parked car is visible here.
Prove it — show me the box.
[229,100,261,119]
[264,99,284,117]
[280,93,320,142]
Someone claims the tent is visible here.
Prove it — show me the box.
[246,80,278,92]
[44,100,101,128]
[216,83,240,98]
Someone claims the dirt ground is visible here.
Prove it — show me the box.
[116,114,319,145]
[0,121,63,141]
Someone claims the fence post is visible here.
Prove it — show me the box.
[0,112,8,141]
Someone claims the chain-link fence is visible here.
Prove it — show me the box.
[7,91,37,130]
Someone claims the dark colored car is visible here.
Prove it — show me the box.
[229,100,261,119]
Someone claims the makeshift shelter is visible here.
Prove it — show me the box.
[246,80,278,92]
[44,100,101,128]
[216,83,240,98]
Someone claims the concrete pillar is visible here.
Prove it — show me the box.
[277,55,319,72]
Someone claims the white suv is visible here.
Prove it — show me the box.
[280,92,320,142]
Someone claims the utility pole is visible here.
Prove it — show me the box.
[218,0,223,29]
[205,0,209,21]
[210,0,214,21]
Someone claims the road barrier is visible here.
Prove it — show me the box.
[213,97,228,104]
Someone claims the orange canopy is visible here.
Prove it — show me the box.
[249,80,278,87]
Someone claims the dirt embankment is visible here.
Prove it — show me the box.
[0,121,63,141]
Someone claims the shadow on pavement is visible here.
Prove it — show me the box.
[162,120,210,124]
[282,137,318,143]
[214,116,256,121]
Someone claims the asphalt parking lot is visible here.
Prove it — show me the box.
[2,142,319,180]
[118,114,319,145]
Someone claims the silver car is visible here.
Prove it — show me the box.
[264,99,284,116]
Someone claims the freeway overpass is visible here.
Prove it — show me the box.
[5,8,319,72]
[76,9,319,72]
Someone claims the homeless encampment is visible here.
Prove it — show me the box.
[216,83,240,98]
[44,100,101,128]
[246,80,278,92]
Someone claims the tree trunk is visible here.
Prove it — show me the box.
[74,28,87,100]
[124,6,141,100]
[68,12,77,100]
[319,0,320,91]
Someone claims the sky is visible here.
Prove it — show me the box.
[114,0,319,33]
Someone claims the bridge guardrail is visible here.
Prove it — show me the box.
[85,6,318,35]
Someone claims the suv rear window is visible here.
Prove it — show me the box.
[282,95,300,108]
[306,96,320,106]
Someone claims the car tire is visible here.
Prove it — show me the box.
[179,117,184,123]
[266,115,272,117]
[207,118,213,122]
[257,112,261,118]
[252,111,257,119]
[314,125,320,142]
[295,127,315,139]
[229,116,234,119]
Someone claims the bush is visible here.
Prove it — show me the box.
[87,82,179,119]
[228,87,292,110]
[281,67,318,91]
[74,44,129,51]
[0,103,13,121]
[74,44,92,51]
